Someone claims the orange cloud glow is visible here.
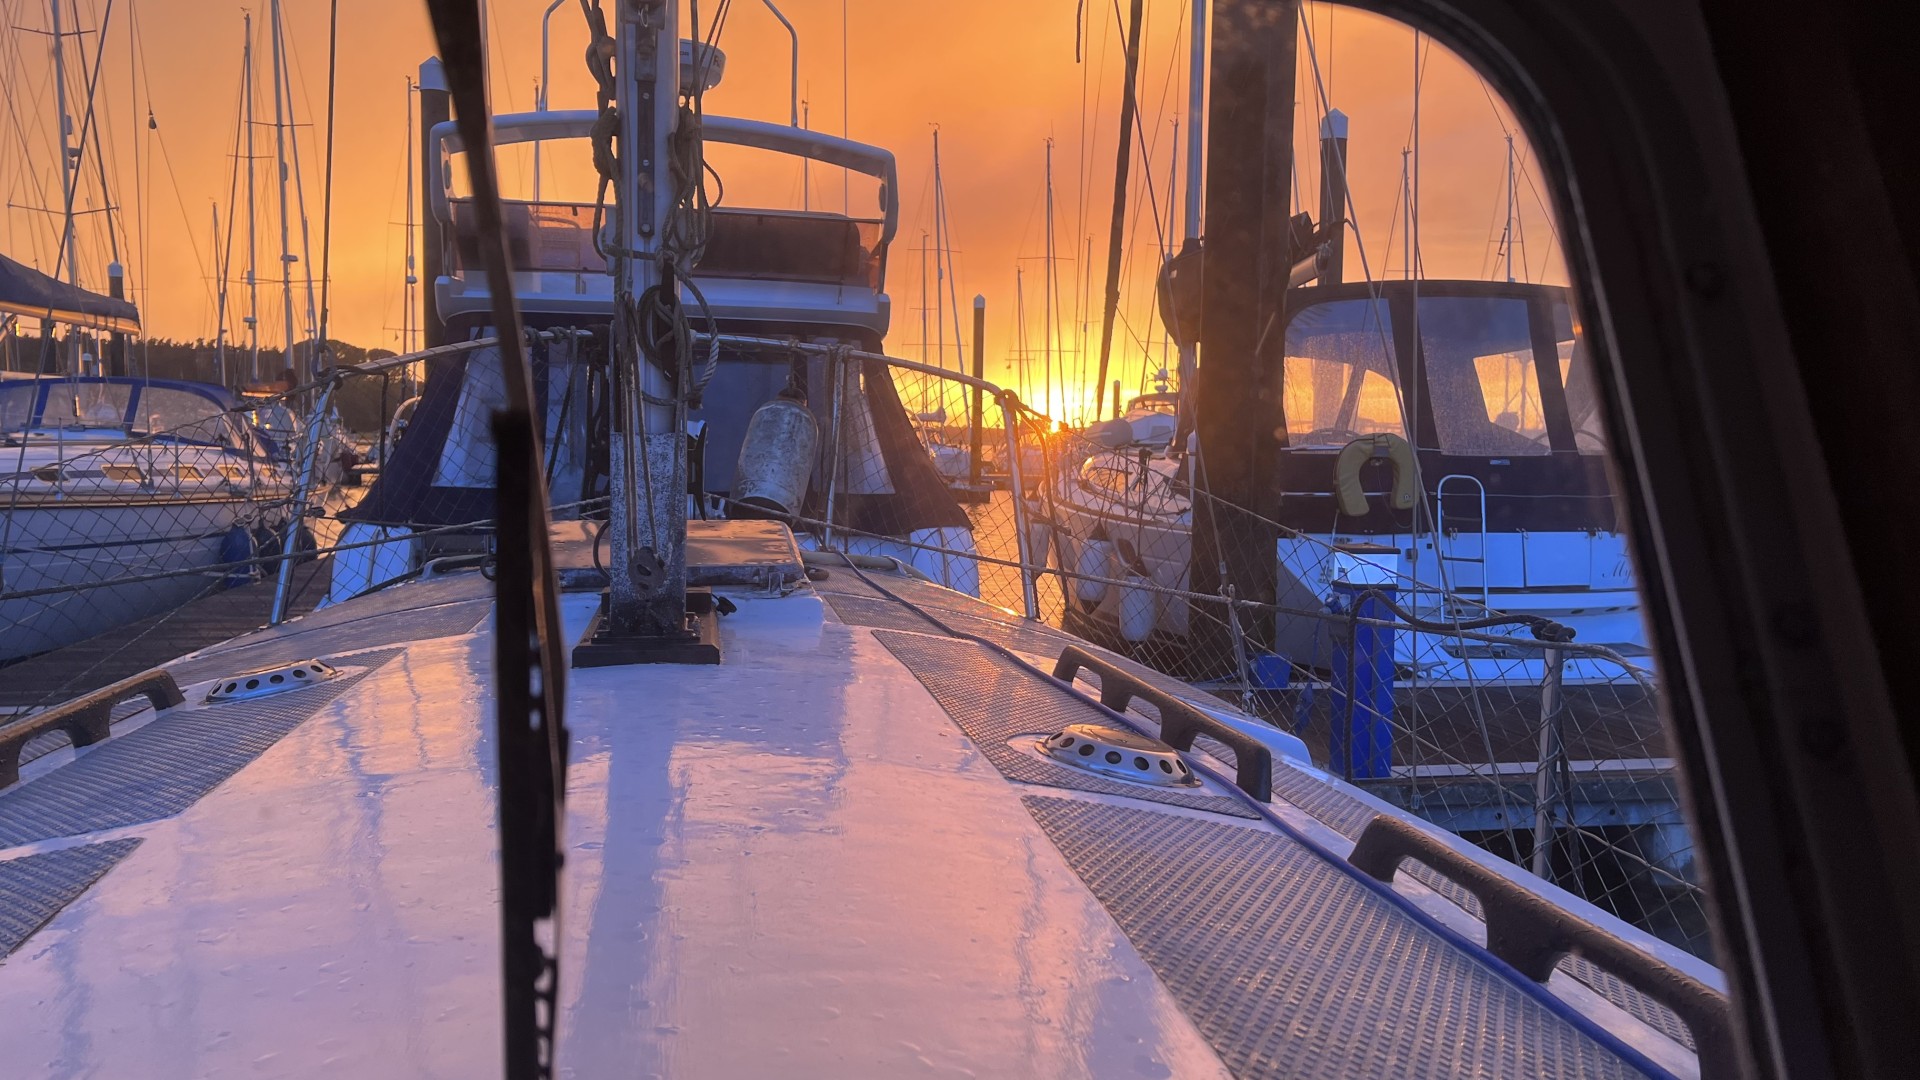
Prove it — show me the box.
[3,1,1562,422]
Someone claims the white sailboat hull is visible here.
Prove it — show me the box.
[1,496,287,662]
[1047,450,1649,685]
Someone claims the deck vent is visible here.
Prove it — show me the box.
[1040,723,1196,788]
[204,660,338,704]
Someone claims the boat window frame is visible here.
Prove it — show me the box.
[1320,0,1920,1074]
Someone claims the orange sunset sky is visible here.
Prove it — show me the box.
[3,0,1563,423]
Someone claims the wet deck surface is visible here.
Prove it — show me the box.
[0,559,332,718]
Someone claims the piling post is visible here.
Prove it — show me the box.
[970,295,985,487]
[1532,646,1568,879]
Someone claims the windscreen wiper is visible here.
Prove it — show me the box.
[421,4,572,1078]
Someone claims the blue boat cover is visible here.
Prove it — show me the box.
[0,252,140,334]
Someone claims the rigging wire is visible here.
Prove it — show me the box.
[315,0,339,362]
[1092,0,1147,424]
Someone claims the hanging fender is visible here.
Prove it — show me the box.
[1334,433,1417,517]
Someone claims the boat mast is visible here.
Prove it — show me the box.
[1014,263,1028,401]
[1045,139,1061,422]
[1093,0,1145,423]
[403,78,419,362]
[243,13,261,384]
[913,231,930,414]
[936,134,966,383]
[1161,116,1176,392]
[47,0,78,292]
[213,202,228,385]
[598,0,689,642]
[268,0,297,382]
[933,130,946,378]
[918,232,930,366]
[1189,0,1300,670]
[278,9,324,379]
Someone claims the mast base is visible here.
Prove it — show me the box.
[571,588,724,667]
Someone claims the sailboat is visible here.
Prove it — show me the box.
[0,3,1730,1078]
[1046,52,1645,688]
[0,7,297,662]
[328,23,986,600]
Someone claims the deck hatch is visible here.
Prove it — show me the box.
[203,659,338,703]
[874,630,1257,819]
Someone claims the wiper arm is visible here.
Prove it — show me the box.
[422,3,572,1079]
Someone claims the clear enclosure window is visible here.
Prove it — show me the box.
[1282,297,1406,446]
[136,387,229,444]
[1418,296,1551,455]
[43,383,132,427]
[1551,301,1608,453]
[0,384,35,431]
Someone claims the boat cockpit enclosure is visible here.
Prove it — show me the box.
[1,377,273,457]
[1275,279,1613,537]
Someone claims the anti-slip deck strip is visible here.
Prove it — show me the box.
[0,649,402,847]
[848,574,1697,1050]
[1104,682,1695,1053]
[166,600,488,687]
[1023,795,1650,1079]
[875,630,1258,819]
[0,838,142,957]
[1264,757,1696,1051]
[823,592,1079,658]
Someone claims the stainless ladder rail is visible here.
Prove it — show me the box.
[1435,472,1492,611]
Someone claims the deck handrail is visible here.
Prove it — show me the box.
[1349,812,1733,1077]
[0,670,184,787]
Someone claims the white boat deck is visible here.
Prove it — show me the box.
[0,524,1720,1078]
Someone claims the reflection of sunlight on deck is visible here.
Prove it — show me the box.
[554,626,1222,1077]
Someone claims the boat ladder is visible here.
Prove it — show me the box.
[1435,473,1491,612]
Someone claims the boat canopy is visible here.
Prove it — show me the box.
[0,253,140,335]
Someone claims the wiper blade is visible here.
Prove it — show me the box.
[422,3,572,1078]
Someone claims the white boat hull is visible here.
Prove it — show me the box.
[0,496,284,662]
[1047,450,1650,686]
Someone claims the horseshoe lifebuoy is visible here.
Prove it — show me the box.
[1334,433,1417,518]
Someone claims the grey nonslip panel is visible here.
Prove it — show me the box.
[804,568,892,599]
[820,593,946,634]
[863,574,1027,621]
[1269,758,1384,839]
[1560,955,1696,1051]
[0,650,401,847]
[1021,796,1647,1080]
[1264,758,1694,1051]
[15,699,155,769]
[168,600,487,686]
[824,591,1082,658]
[924,606,1082,657]
[0,838,141,957]
[875,631,1257,819]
